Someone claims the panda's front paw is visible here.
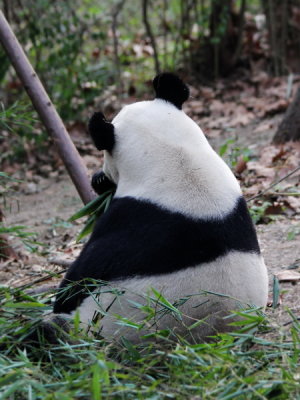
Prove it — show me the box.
[23,315,72,346]
[91,170,116,195]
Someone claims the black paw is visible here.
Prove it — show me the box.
[24,315,72,346]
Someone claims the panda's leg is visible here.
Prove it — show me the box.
[91,170,116,195]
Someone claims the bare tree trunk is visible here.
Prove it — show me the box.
[0,11,95,205]
[262,0,298,75]
[232,0,247,66]
[273,87,300,143]
[191,0,243,82]
[267,0,281,75]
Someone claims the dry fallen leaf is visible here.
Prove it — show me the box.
[258,99,289,118]
[199,87,214,100]
[207,116,230,129]
[189,100,205,114]
[259,145,283,166]
[209,99,224,115]
[275,270,300,282]
[235,155,247,174]
[230,112,255,127]
[247,161,276,179]
[284,196,300,213]
[254,121,273,133]
[272,146,287,163]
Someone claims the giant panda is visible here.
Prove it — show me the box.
[53,73,268,342]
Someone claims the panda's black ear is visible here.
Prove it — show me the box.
[153,72,189,109]
[88,112,115,153]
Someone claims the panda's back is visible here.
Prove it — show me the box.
[54,194,262,314]
[113,99,242,219]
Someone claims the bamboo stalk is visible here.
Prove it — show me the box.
[0,11,95,204]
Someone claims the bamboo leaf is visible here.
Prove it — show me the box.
[76,214,97,242]
[5,302,47,308]
[69,190,113,221]
[272,275,280,309]
[151,288,181,315]
[91,363,101,400]
[75,192,114,241]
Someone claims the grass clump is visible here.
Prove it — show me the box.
[0,286,299,399]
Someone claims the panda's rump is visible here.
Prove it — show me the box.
[77,251,268,342]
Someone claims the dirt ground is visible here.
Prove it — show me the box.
[1,116,300,326]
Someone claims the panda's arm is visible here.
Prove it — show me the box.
[91,170,116,195]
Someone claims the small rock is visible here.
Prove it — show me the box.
[276,270,300,282]
[31,264,44,273]
[49,171,59,179]
[39,165,53,177]
[24,182,39,194]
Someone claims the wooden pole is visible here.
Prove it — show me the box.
[0,11,95,204]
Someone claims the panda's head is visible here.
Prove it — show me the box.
[88,73,192,182]
[88,73,241,218]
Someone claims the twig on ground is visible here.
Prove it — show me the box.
[16,268,67,291]
[247,165,300,202]
[49,258,73,267]
[283,317,300,326]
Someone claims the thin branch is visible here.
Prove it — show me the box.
[142,0,160,75]
[112,0,127,93]
[171,0,194,71]
[49,258,73,267]
[16,268,67,291]
[26,284,58,295]
[162,0,168,69]
[283,317,300,326]
[246,165,300,202]
[0,11,95,205]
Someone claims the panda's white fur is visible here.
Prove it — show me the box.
[54,74,268,343]
[77,251,267,341]
[104,99,241,219]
